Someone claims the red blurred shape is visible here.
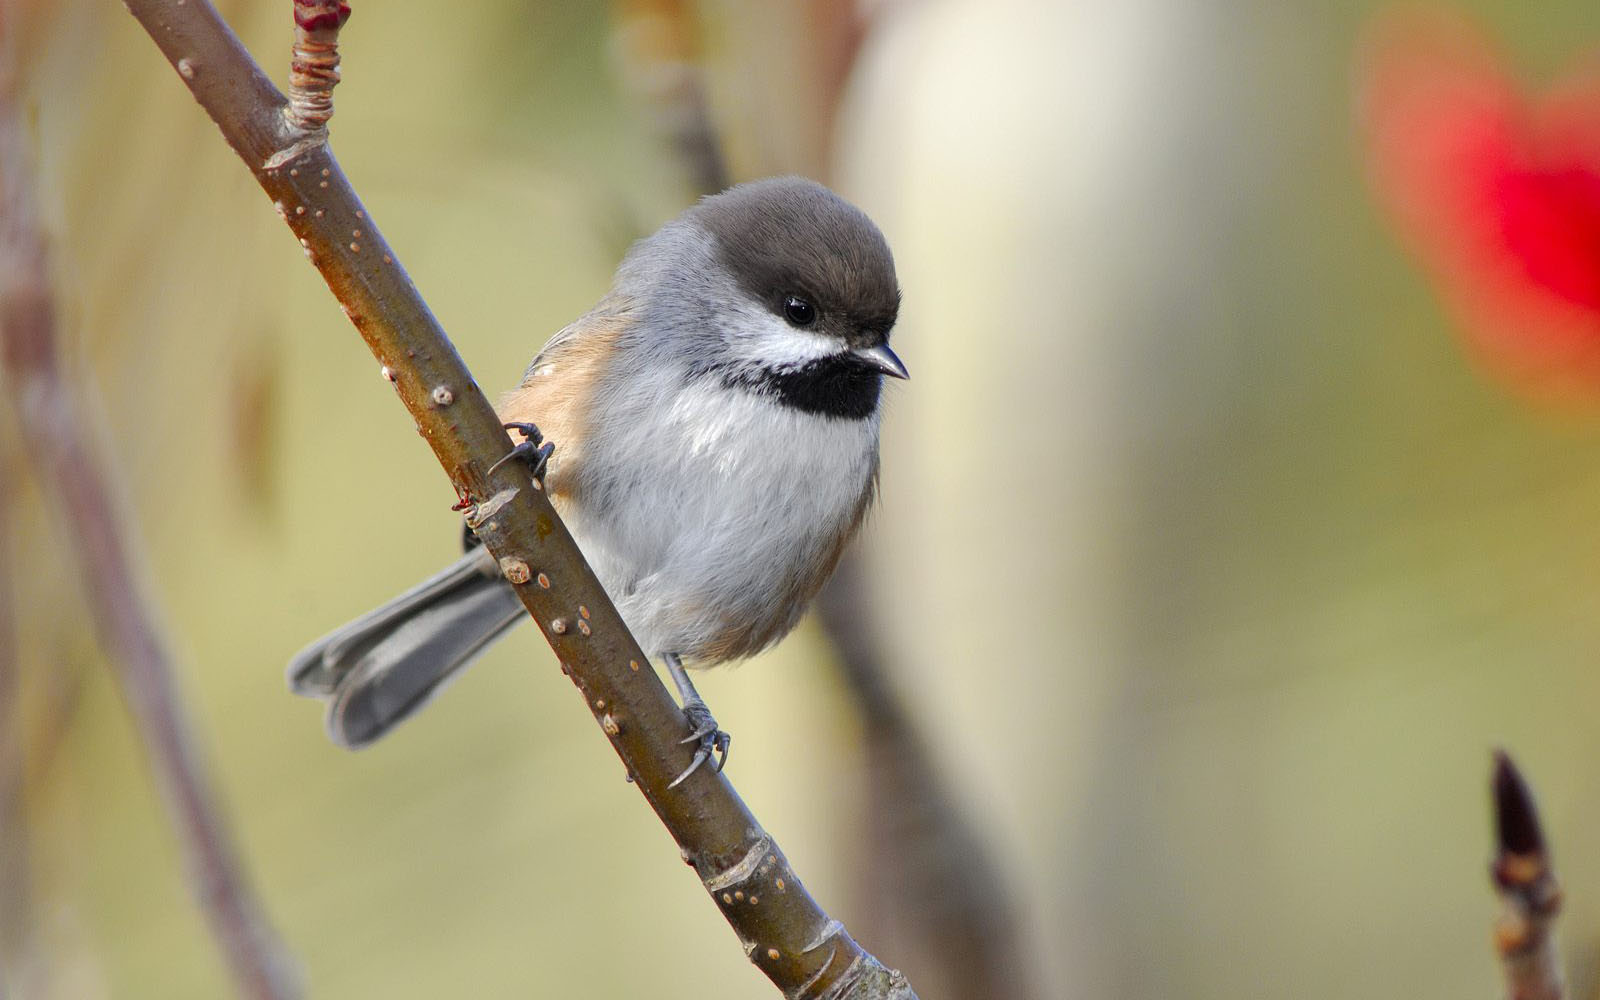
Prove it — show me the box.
[1361,9,1600,396]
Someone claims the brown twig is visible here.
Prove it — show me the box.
[284,0,349,138]
[120,1,916,995]
[610,0,729,196]
[1492,750,1565,1000]
[818,560,1038,1000]
[0,18,299,998]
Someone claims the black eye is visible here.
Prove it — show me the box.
[783,295,816,326]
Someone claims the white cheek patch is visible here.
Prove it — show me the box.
[726,307,841,370]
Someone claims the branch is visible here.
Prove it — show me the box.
[0,412,26,996]
[818,560,1038,999]
[0,19,298,998]
[611,0,729,196]
[284,0,349,138]
[1491,750,1565,1000]
[120,2,917,995]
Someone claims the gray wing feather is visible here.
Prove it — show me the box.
[287,547,527,748]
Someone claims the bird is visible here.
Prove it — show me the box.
[287,176,906,786]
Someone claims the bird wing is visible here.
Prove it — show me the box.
[496,302,630,502]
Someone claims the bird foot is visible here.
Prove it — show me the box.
[669,699,730,788]
[488,421,555,483]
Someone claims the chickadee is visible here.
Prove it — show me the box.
[288,176,906,784]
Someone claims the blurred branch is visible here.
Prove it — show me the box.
[0,16,298,1000]
[611,0,729,195]
[1492,750,1565,1000]
[0,416,26,998]
[119,1,917,995]
[806,0,873,169]
[818,561,1038,1000]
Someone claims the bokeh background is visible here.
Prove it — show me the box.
[4,0,1600,997]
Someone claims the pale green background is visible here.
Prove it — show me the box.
[6,0,1600,997]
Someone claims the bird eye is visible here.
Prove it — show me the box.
[783,295,817,326]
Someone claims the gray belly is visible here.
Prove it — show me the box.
[563,382,879,662]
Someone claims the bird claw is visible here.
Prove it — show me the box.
[669,701,730,788]
[488,422,555,482]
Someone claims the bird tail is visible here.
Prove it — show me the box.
[287,546,527,748]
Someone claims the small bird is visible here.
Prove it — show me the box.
[288,176,906,784]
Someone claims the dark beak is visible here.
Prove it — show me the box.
[853,343,909,380]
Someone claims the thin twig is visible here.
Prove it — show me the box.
[818,560,1038,1000]
[284,0,349,137]
[0,20,299,998]
[610,0,729,195]
[120,1,917,995]
[1492,750,1565,1000]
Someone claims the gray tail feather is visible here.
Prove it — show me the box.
[287,546,527,748]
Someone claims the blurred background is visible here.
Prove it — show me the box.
[4,0,1600,996]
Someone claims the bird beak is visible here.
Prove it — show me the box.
[853,343,909,380]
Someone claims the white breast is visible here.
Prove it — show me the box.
[560,379,879,662]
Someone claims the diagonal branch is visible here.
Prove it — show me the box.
[1491,750,1565,1000]
[120,1,918,996]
